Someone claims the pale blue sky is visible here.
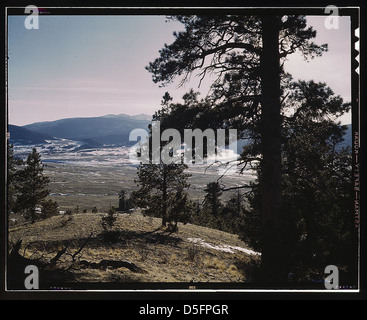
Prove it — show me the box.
[8,14,351,125]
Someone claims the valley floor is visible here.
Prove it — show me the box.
[41,162,255,213]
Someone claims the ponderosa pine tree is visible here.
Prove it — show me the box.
[134,162,191,229]
[40,199,59,219]
[118,190,129,212]
[7,143,22,214]
[243,80,354,282]
[202,182,223,216]
[133,93,193,230]
[15,148,50,223]
[146,14,328,282]
[223,189,243,218]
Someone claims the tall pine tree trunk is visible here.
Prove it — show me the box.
[259,15,287,283]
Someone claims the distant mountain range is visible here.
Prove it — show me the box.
[9,114,152,147]
[8,114,352,152]
[8,125,56,145]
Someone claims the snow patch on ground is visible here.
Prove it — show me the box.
[187,237,261,256]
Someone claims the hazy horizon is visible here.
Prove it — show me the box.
[10,110,353,128]
[8,14,352,126]
[9,112,154,126]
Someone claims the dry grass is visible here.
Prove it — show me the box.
[8,211,260,285]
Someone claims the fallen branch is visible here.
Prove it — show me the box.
[79,259,148,274]
[49,245,69,266]
[71,233,93,261]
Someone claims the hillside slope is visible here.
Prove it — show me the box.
[8,212,260,287]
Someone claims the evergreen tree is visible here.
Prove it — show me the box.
[133,93,193,230]
[118,190,130,212]
[101,206,120,244]
[223,189,243,217]
[7,143,22,214]
[168,186,193,231]
[243,80,355,282]
[146,15,328,281]
[101,206,117,232]
[202,182,223,216]
[40,199,59,219]
[16,148,50,223]
[134,161,191,229]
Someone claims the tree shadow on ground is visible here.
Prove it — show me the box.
[113,228,183,247]
[12,227,183,255]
